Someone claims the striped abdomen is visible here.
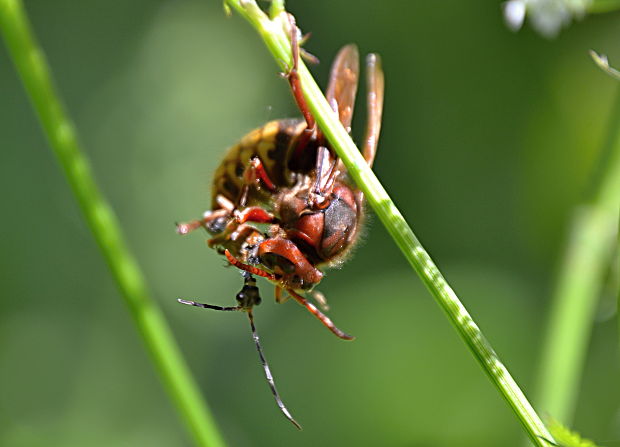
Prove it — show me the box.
[211,119,306,207]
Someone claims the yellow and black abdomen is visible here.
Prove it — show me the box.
[211,119,305,207]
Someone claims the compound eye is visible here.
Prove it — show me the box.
[259,252,296,274]
[321,195,356,257]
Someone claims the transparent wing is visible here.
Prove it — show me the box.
[325,44,360,133]
[361,53,384,168]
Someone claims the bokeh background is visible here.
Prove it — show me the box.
[1,1,619,446]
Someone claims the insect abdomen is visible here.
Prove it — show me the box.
[211,119,304,206]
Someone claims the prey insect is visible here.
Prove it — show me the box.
[177,15,384,429]
[179,271,301,429]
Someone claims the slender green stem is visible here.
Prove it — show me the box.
[589,0,620,14]
[225,1,555,445]
[0,2,225,446]
[268,0,285,19]
[616,222,620,353]
[617,224,620,341]
[536,81,620,423]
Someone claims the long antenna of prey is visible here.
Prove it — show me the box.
[177,297,302,429]
[247,310,301,430]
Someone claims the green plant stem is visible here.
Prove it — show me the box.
[268,0,285,19]
[589,0,620,14]
[618,224,620,342]
[225,1,555,445]
[536,85,620,423]
[0,2,225,446]
[616,221,620,359]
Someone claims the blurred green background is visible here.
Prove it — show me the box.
[1,1,619,446]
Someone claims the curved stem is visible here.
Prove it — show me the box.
[0,1,225,446]
[536,81,620,423]
[224,1,556,445]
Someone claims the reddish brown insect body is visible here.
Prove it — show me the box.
[177,16,384,429]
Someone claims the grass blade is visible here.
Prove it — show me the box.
[0,1,226,445]
[536,62,620,423]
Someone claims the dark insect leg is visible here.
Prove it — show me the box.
[177,299,241,312]
[247,310,302,430]
[179,272,261,311]
[286,289,354,341]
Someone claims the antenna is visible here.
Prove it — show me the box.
[178,273,302,429]
[247,310,301,430]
